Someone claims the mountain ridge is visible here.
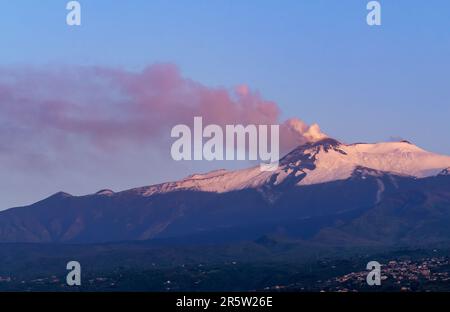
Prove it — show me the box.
[106,138,450,198]
[0,137,450,245]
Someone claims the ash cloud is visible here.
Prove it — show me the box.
[0,63,327,166]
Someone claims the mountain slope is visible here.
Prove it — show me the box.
[130,139,450,196]
[0,138,450,244]
[315,175,450,245]
[0,173,405,243]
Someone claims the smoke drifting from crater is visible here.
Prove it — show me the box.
[0,63,326,161]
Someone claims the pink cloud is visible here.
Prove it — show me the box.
[0,63,326,162]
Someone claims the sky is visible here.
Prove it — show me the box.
[0,0,450,209]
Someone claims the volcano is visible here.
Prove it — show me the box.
[1,138,450,244]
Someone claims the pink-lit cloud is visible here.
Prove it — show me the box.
[0,63,326,164]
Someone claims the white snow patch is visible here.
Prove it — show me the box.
[128,140,450,196]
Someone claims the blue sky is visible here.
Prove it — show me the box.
[0,0,450,208]
[1,0,450,151]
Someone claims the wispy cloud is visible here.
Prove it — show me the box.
[0,63,326,168]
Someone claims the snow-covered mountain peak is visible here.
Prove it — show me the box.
[280,138,345,166]
[439,168,450,176]
[126,138,450,196]
[185,169,229,180]
[348,140,426,154]
[298,140,450,185]
[95,189,115,196]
